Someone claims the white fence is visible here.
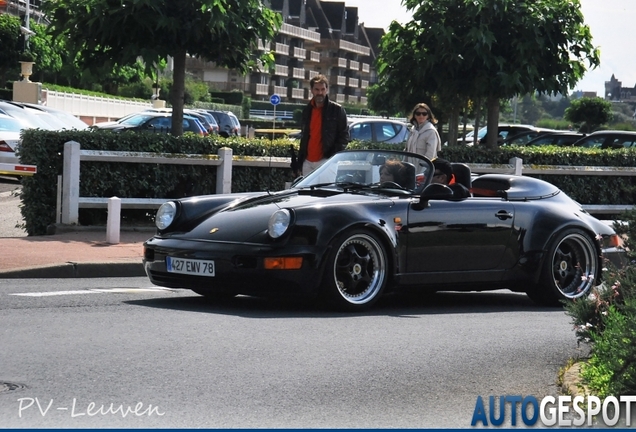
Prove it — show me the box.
[43,89,151,120]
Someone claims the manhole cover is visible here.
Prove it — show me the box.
[0,382,27,393]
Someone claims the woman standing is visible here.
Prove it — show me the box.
[404,103,441,160]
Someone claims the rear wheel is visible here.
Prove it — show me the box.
[321,229,388,311]
[527,229,598,306]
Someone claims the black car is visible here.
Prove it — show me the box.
[91,112,206,135]
[499,129,558,146]
[571,130,636,149]
[457,124,539,146]
[524,131,587,147]
[143,149,624,311]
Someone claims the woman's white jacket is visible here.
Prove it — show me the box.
[405,121,441,160]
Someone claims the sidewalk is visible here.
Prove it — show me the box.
[0,225,153,279]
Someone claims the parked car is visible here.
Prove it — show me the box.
[18,103,89,130]
[0,100,64,131]
[499,128,559,146]
[348,118,410,144]
[204,110,241,137]
[523,131,588,147]
[570,130,636,149]
[145,108,219,135]
[0,113,22,167]
[456,124,538,146]
[91,112,207,135]
[142,149,624,311]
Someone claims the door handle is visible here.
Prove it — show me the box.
[496,210,513,220]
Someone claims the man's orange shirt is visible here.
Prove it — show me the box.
[307,102,323,162]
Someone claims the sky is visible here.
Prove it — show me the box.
[328,0,636,96]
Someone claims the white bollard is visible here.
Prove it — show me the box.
[106,196,121,244]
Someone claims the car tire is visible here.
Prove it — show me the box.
[321,229,388,311]
[527,228,598,306]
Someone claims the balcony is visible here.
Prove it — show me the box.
[307,51,321,62]
[361,63,370,73]
[336,94,346,104]
[274,64,288,76]
[257,40,268,51]
[292,47,306,59]
[279,23,321,43]
[272,85,287,97]
[348,78,359,88]
[254,83,269,96]
[307,70,319,80]
[337,57,347,68]
[349,60,359,71]
[361,80,369,89]
[290,88,305,100]
[338,40,370,56]
[330,75,347,86]
[292,67,305,79]
[274,43,290,56]
[359,96,367,105]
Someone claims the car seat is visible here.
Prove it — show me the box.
[401,162,416,190]
[451,163,472,190]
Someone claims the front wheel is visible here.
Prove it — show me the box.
[527,229,599,306]
[321,229,388,311]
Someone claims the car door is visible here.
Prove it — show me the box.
[404,198,516,278]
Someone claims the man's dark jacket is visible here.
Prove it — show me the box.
[297,95,349,168]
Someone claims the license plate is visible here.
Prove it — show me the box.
[166,257,215,277]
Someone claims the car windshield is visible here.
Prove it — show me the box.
[292,150,434,194]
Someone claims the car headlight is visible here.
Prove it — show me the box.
[156,201,177,230]
[268,209,291,239]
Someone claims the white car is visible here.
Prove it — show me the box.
[0,114,23,168]
[348,118,410,144]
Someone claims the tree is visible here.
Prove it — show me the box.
[376,0,600,148]
[0,13,21,84]
[564,97,613,133]
[42,0,281,135]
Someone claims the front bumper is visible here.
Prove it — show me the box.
[143,236,325,296]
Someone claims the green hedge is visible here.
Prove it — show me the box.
[18,130,297,235]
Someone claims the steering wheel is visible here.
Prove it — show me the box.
[380,181,406,190]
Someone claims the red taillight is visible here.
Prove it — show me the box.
[0,142,14,152]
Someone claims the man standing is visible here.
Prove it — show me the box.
[297,74,349,176]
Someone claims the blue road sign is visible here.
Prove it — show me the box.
[270,94,281,106]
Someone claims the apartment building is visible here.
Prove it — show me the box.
[186,0,385,106]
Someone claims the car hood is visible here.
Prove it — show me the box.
[173,189,392,243]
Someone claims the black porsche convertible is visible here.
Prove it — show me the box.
[143,149,624,311]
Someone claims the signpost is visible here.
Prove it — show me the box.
[270,94,280,141]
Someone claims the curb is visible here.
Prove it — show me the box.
[561,362,590,397]
[0,262,145,279]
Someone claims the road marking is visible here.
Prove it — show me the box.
[11,290,100,297]
[10,287,176,297]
